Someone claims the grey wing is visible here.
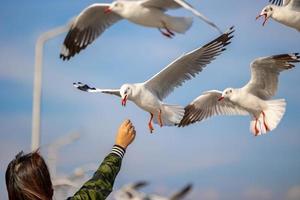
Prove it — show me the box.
[243,53,299,100]
[178,90,249,127]
[73,82,121,97]
[141,0,183,10]
[144,26,234,101]
[60,3,122,60]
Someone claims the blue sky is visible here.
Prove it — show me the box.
[0,0,300,199]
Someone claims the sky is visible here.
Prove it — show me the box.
[0,0,300,199]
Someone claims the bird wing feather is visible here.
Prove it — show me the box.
[144,27,234,101]
[242,53,299,100]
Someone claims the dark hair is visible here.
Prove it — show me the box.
[5,151,53,200]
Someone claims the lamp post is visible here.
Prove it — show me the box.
[31,24,70,151]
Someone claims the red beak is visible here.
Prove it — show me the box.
[121,95,127,107]
[218,97,224,101]
[104,7,112,14]
[256,14,268,26]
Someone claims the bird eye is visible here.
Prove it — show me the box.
[270,7,273,11]
[230,90,232,93]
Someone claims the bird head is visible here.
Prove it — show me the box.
[105,1,124,14]
[218,88,234,101]
[256,5,274,26]
[120,84,132,107]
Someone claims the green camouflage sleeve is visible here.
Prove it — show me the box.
[68,145,125,200]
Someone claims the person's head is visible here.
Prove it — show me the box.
[6,151,53,200]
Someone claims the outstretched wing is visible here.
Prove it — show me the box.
[141,0,182,10]
[178,90,249,127]
[144,27,234,101]
[73,82,121,97]
[269,0,291,6]
[270,0,300,9]
[131,181,149,190]
[243,53,299,100]
[60,3,122,60]
[170,184,193,200]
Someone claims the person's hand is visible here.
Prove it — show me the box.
[115,119,136,149]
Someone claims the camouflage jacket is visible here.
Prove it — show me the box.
[67,145,125,200]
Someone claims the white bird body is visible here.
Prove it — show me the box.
[257,0,300,31]
[271,6,300,30]
[228,89,267,116]
[124,83,163,116]
[60,0,222,60]
[179,53,299,136]
[74,28,234,132]
[111,1,192,32]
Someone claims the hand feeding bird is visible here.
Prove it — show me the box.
[60,0,223,60]
[73,27,234,133]
[256,0,300,31]
[178,53,300,136]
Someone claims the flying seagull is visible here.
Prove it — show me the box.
[60,0,222,60]
[114,181,192,200]
[73,27,234,133]
[178,53,300,136]
[256,0,300,31]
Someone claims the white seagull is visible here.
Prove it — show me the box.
[60,0,222,60]
[178,53,300,136]
[114,181,192,200]
[73,27,234,133]
[256,0,300,31]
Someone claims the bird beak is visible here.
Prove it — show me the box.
[218,96,224,101]
[121,95,127,107]
[256,14,268,26]
[104,7,112,14]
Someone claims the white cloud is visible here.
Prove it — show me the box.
[286,185,300,200]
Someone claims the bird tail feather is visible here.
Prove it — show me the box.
[168,17,193,33]
[250,99,286,136]
[153,104,184,126]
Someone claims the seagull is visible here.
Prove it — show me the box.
[114,181,192,200]
[178,53,300,136]
[256,0,300,31]
[60,0,223,60]
[73,27,234,133]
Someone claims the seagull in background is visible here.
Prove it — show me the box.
[256,0,300,31]
[73,27,234,133]
[114,181,192,200]
[178,53,300,136]
[60,0,222,60]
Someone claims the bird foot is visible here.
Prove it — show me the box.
[254,118,260,136]
[161,32,173,38]
[261,111,270,132]
[148,123,154,133]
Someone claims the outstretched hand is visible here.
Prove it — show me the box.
[115,119,136,149]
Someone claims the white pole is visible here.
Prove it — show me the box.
[31,25,70,151]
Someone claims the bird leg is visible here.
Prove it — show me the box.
[158,109,163,127]
[148,113,154,133]
[159,21,175,38]
[254,118,260,136]
[261,111,270,132]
